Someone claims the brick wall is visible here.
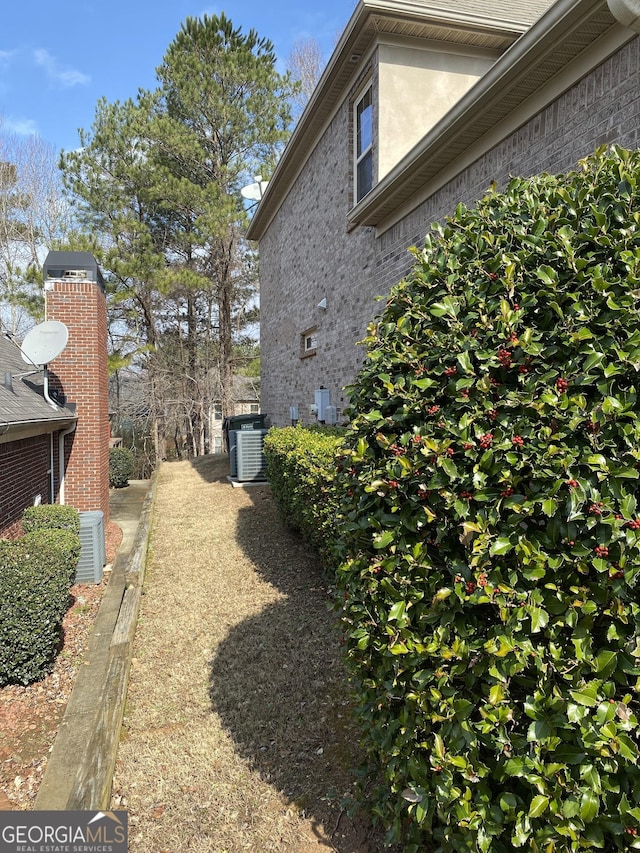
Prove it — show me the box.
[46,279,110,524]
[0,436,52,538]
[259,36,640,427]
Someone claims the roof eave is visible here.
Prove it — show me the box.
[247,0,531,241]
[0,415,78,445]
[348,0,623,229]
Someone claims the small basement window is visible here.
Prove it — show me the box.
[301,327,318,358]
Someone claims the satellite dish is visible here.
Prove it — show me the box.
[241,179,268,202]
[21,320,69,366]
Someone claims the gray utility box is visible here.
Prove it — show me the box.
[76,510,106,584]
[229,429,268,482]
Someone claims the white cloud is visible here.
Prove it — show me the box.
[3,116,38,136]
[33,49,90,87]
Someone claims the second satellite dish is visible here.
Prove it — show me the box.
[21,320,69,366]
[240,175,268,202]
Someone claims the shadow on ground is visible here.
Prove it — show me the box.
[197,454,391,852]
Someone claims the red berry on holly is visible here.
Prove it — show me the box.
[479,432,494,449]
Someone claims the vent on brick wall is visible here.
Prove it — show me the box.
[61,269,89,280]
[236,429,268,482]
[77,510,106,584]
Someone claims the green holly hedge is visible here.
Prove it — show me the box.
[334,146,640,851]
[263,425,344,561]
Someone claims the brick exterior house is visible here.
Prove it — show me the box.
[0,252,110,538]
[248,0,640,427]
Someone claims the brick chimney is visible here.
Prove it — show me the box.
[43,251,110,525]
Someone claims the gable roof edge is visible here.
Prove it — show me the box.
[348,0,624,229]
[247,0,537,241]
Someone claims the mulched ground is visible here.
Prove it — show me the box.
[0,521,122,810]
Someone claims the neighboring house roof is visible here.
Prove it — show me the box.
[0,333,76,441]
[231,374,259,402]
[247,0,627,240]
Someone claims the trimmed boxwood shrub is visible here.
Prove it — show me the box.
[0,528,80,685]
[263,425,344,561]
[109,446,135,488]
[334,146,640,851]
[22,503,80,534]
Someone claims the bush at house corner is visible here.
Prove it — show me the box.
[109,446,135,489]
[21,503,80,535]
[0,507,80,686]
[334,146,640,851]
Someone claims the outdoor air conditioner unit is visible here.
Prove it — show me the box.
[236,429,268,482]
[76,510,106,584]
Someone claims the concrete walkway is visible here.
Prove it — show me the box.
[109,480,151,561]
[35,478,154,811]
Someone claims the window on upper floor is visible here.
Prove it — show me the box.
[355,85,373,202]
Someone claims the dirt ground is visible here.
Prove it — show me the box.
[0,520,122,810]
[112,455,391,852]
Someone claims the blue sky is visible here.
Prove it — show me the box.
[0,0,353,154]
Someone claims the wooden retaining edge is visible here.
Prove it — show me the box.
[34,473,157,812]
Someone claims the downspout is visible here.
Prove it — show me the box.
[607,0,640,31]
[58,422,77,505]
[49,432,54,504]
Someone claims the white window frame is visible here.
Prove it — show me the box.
[301,327,318,358]
[354,83,373,202]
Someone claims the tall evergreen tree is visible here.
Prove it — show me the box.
[152,13,293,425]
[60,14,294,459]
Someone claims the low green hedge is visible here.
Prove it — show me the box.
[263,425,344,561]
[109,446,135,488]
[0,528,80,686]
[22,503,80,534]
